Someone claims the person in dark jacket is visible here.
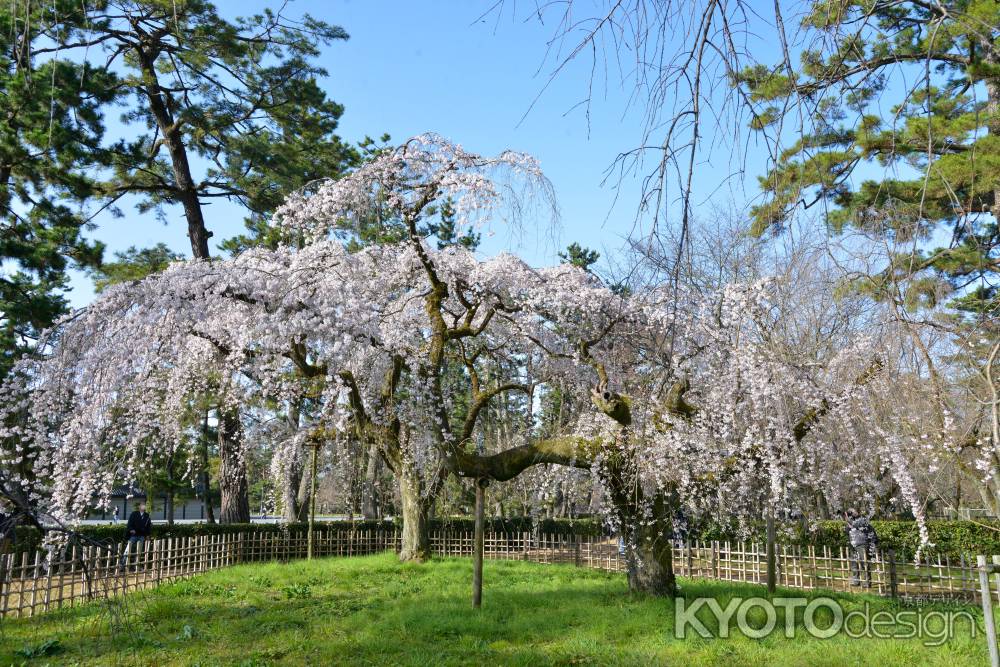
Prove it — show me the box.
[671,509,690,548]
[0,510,15,554]
[845,509,879,587]
[120,502,152,570]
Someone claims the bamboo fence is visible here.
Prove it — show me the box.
[0,529,992,619]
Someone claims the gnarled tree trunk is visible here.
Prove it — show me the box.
[398,463,432,562]
[623,519,676,596]
[218,409,250,524]
[608,478,677,597]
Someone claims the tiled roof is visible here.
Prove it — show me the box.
[110,485,146,498]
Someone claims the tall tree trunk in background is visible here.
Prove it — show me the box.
[815,492,831,520]
[977,484,1000,517]
[200,410,216,524]
[282,400,304,522]
[218,410,250,524]
[296,462,312,521]
[284,466,304,522]
[165,453,175,526]
[985,44,1000,511]
[986,51,1000,226]
[955,477,962,516]
[136,47,212,260]
[138,42,251,523]
[555,483,571,518]
[361,440,382,520]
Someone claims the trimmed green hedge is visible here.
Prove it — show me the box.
[9,517,999,560]
[698,520,1000,560]
[423,516,604,536]
[8,516,603,553]
[9,520,388,552]
[792,520,1000,561]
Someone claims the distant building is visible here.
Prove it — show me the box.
[87,485,217,522]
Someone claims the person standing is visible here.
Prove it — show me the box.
[121,502,152,570]
[671,509,690,548]
[845,509,879,588]
[0,510,15,554]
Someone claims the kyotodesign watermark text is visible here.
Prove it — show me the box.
[674,596,978,646]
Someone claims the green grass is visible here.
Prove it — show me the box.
[0,553,990,666]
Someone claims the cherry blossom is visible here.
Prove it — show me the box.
[0,135,930,591]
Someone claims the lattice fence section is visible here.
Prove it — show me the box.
[0,530,991,618]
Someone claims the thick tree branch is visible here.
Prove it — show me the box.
[461,382,531,443]
[453,435,602,481]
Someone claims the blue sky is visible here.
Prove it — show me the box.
[66,0,775,306]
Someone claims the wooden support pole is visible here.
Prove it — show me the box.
[308,442,319,561]
[979,556,1000,667]
[994,556,1000,607]
[472,477,488,609]
[887,549,898,599]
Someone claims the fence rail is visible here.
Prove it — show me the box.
[0,530,992,619]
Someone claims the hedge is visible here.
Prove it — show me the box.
[9,520,386,552]
[696,519,1000,560]
[792,520,1000,561]
[8,517,1000,561]
[7,516,603,553]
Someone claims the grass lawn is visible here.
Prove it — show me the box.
[0,552,990,666]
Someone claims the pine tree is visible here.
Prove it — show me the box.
[0,1,118,376]
[738,0,999,316]
[89,244,184,293]
[559,242,600,272]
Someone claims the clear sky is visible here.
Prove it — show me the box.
[66,0,772,307]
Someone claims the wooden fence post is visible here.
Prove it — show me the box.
[994,556,1000,607]
[887,549,898,599]
[29,551,42,615]
[978,556,1000,667]
[83,547,93,600]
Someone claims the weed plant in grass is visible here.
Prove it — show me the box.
[0,553,990,666]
